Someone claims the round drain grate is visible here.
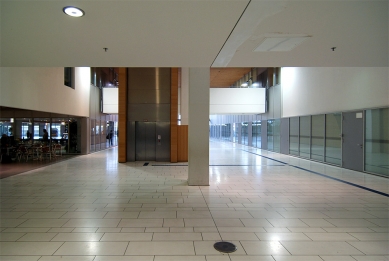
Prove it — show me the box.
[213,241,237,253]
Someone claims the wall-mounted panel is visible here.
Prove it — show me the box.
[102,88,118,114]
[210,88,266,114]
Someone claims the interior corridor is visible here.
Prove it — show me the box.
[0,140,388,260]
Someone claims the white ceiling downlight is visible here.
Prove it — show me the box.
[63,6,85,17]
[254,35,310,52]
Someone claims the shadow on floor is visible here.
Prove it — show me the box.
[0,155,79,179]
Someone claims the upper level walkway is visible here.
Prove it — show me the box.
[0,140,388,260]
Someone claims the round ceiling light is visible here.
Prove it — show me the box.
[63,6,85,17]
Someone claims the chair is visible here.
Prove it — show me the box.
[51,144,62,158]
[40,146,52,160]
[17,146,33,162]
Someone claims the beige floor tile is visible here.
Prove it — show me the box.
[184,219,216,227]
[94,257,154,261]
[60,211,107,218]
[0,219,28,228]
[126,241,195,255]
[18,219,68,228]
[240,241,290,255]
[63,218,120,228]
[349,232,389,241]
[100,232,152,241]
[0,242,63,255]
[214,219,244,227]
[153,232,202,241]
[255,232,310,241]
[17,232,57,241]
[352,256,389,261]
[305,232,358,241]
[51,232,103,241]
[38,257,95,261]
[320,256,361,261]
[272,256,323,261]
[1,141,388,260]
[178,210,212,219]
[0,256,40,261]
[54,242,128,255]
[210,211,253,219]
[170,227,194,232]
[19,212,66,219]
[348,241,389,255]
[155,256,206,261]
[240,219,273,227]
[230,256,276,261]
[281,241,364,255]
[104,212,139,218]
[0,232,25,241]
[118,218,163,227]
[220,232,259,241]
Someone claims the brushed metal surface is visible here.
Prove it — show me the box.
[156,122,170,161]
[128,89,170,104]
[128,68,171,90]
[127,104,170,122]
[135,122,157,161]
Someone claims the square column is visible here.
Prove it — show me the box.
[188,68,209,186]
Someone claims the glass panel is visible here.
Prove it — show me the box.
[14,118,32,145]
[267,120,274,151]
[251,121,261,148]
[222,124,231,141]
[33,118,51,145]
[311,114,325,161]
[299,116,311,158]
[232,123,238,143]
[241,122,248,145]
[289,117,299,156]
[96,120,101,151]
[0,118,15,147]
[273,119,280,152]
[90,119,96,152]
[365,108,389,176]
[325,113,341,165]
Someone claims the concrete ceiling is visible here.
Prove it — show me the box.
[1,0,388,67]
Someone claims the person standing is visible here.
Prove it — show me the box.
[42,129,49,144]
[109,129,113,146]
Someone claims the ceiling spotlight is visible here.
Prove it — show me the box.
[63,6,85,17]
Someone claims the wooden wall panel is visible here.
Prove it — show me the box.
[170,68,178,163]
[118,68,127,163]
[177,125,188,162]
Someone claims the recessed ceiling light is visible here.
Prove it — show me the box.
[63,6,85,17]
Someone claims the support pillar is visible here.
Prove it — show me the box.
[188,68,209,186]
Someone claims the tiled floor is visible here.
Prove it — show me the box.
[0,140,388,261]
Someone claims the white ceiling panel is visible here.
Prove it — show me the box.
[1,0,387,67]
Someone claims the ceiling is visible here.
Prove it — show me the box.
[0,0,387,67]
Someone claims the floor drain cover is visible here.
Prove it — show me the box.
[213,241,237,253]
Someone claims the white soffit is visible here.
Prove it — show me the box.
[253,35,310,52]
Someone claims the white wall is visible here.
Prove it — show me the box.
[281,67,389,118]
[210,88,266,114]
[0,67,91,116]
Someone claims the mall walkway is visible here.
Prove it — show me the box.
[0,140,388,260]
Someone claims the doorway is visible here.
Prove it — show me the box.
[342,111,364,171]
[134,121,170,162]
